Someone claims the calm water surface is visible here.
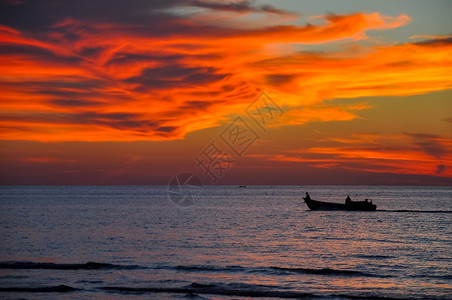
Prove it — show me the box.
[0,185,451,299]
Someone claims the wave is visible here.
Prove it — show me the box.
[409,274,452,280]
[0,261,142,270]
[268,266,378,277]
[0,283,423,299]
[100,283,405,299]
[100,282,317,298]
[164,265,385,278]
[0,261,386,278]
[379,209,452,213]
[351,254,395,259]
[170,265,246,273]
[0,285,78,293]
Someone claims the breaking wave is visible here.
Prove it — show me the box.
[0,261,142,270]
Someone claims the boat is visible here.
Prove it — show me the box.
[303,193,376,211]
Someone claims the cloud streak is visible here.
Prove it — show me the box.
[268,133,452,178]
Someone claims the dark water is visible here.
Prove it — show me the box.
[0,185,451,299]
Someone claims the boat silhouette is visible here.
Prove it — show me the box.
[303,193,376,211]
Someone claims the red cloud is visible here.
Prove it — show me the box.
[269,133,452,178]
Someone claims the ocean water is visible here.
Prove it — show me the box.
[0,185,451,299]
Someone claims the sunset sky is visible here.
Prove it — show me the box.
[1,0,451,185]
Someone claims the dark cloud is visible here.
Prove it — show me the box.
[406,133,446,158]
[0,0,187,31]
[414,37,452,47]
[106,52,184,67]
[48,99,104,107]
[0,111,170,132]
[0,79,134,104]
[0,44,82,64]
[435,164,447,174]
[156,126,177,133]
[0,0,298,40]
[192,0,299,17]
[177,100,221,113]
[124,64,228,91]
[35,89,102,98]
[181,100,215,110]
[266,74,296,85]
[0,79,106,90]
[78,46,107,58]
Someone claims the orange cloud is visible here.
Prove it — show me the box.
[279,102,372,126]
[0,9,450,142]
[269,133,452,177]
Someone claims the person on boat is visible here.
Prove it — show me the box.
[304,192,311,200]
[345,195,351,204]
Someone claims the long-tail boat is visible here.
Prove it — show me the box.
[303,194,376,211]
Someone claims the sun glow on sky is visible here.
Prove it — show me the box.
[0,0,451,185]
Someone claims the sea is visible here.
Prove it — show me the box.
[0,185,451,299]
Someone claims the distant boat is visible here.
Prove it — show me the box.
[238,185,247,188]
[303,194,376,211]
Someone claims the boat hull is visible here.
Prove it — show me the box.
[304,197,376,211]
